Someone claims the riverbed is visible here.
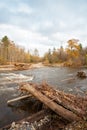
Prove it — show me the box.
[0,67,87,128]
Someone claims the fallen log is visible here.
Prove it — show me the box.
[61,77,75,82]
[7,95,32,104]
[23,110,48,123]
[77,71,87,78]
[40,83,87,118]
[2,110,47,129]
[21,84,80,121]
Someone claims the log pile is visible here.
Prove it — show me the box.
[14,63,31,70]
[77,71,87,78]
[3,82,87,130]
[20,82,87,122]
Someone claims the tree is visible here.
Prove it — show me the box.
[0,36,43,64]
[24,50,31,63]
[58,46,67,62]
[30,49,40,63]
[51,48,59,63]
[66,39,81,66]
[1,36,10,61]
[43,49,52,64]
[66,39,80,58]
[33,49,39,57]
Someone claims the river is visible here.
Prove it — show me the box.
[0,67,87,128]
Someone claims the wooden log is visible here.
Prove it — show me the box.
[20,82,87,119]
[39,83,87,118]
[7,95,31,104]
[23,110,48,123]
[2,110,47,129]
[61,77,75,82]
[77,71,86,78]
[22,84,80,121]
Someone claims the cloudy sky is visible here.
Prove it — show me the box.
[0,0,87,55]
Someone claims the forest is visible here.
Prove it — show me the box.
[0,35,87,67]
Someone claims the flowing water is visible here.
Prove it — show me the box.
[0,67,87,128]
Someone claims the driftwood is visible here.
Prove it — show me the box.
[37,83,87,118]
[14,63,24,67]
[4,82,87,129]
[20,83,87,122]
[20,82,87,121]
[61,77,75,82]
[14,63,31,70]
[2,110,47,129]
[7,95,32,104]
[77,71,87,78]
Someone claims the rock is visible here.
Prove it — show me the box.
[11,122,16,128]
[8,121,34,130]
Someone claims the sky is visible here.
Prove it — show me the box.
[0,0,87,56]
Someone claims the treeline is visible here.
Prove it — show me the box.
[0,36,40,64]
[0,36,87,67]
[43,39,87,67]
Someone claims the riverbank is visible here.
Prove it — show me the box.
[0,63,45,71]
[0,62,64,71]
[0,62,86,71]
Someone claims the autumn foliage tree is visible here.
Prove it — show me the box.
[66,39,82,66]
[43,47,66,64]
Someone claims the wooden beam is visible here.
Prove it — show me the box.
[22,84,80,121]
